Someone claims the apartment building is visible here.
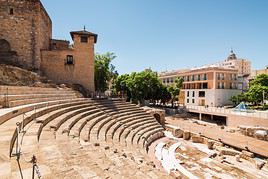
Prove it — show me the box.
[159,67,241,107]
[212,50,251,76]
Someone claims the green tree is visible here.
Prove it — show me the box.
[113,69,166,105]
[157,84,171,105]
[231,74,268,106]
[246,85,268,105]
[230,93,248,105]
[167,77,183,108]
[246,74,268,105]
[113,74,131,100]
[250,74,268,87]
[94,52,117,93]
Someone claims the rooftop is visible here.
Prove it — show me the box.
[70,29,98,43]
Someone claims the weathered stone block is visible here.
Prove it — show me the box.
[173,128,183,138]
[207,140,215,150]
[183,131,190,140]
[255,160,265,170]
[192,135,204,143]
[235,155,241,162]
[242,150,254,158]
[218,147,241,156]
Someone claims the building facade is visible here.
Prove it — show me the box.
[41,31,97,92]
[159,67,241,107]
[250,66,268,79]
[213,50,251,76]
[0,0,51,70]
[0,0,96,92]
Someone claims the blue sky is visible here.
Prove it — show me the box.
[42,0,268,74]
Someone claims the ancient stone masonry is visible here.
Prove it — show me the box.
[0,0,97,92]
[0,0,52,70]
[41,31,97,92]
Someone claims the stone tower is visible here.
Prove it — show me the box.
[0,0,52,70]
[40,29,97,92]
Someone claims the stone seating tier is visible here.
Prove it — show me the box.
[0,89,167,178]
[0,86,75,95]
[0,86,81,108]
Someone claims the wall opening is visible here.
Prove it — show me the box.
[65,55,74,65]
[0,39,19,66]
[80,36,88,43]
[0,39,11,52]
[9,8,14,15]
[153,113,161,125]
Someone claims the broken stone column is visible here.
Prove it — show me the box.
[183,131,191,140]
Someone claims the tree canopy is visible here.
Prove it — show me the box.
[231,74,268,105]
[94,52,118,93]
[113,69,183,106]
[167,77,184,107]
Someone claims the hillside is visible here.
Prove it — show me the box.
[0,64,54,87]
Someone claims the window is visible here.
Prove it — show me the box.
[199,91,205,97]
[192,99,195,103]
[218,82,225,89]
[202,83,208,89]
[65,55,74,65]
[187,91,190,97]
[192,75,195,81]
[9,8,14,15]
[203,74,207,80]
[192,91,195,97]
[217,73,220,80]
[80,36,88,43]
[218,82,221,89]
[187,99,189,103]
[197,74,201,81]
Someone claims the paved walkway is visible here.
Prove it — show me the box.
[186,105,268,119]
[166,117,268,157]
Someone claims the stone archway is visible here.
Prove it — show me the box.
[153,113,161,124]
[143,107,166,128]
[0,39,11,52]
[0,39,19,66]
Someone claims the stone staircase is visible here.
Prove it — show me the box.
[0,86,80,108]
[0,86,170,178]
